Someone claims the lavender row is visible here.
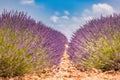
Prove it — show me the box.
[0,10,67,77]
[68,14,120,71]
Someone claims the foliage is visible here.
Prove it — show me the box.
[68,14,120,71]
[0,10,67,77]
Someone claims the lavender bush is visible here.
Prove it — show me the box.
[68,14,120,71]
[0,10,67,77]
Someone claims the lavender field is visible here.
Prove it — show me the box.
[1,0,120,79]
[0,10,120,80]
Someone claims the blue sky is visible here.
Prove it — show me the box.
[0,0,120,41]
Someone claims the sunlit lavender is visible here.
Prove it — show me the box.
[68,14,120,71]
[0,10,67,77]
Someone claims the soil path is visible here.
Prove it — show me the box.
[39,44,120,80]
[45,44,85,80]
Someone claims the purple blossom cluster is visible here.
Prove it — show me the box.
[68,14,120,71]
[36,22,68,65]
[0,10,67,77]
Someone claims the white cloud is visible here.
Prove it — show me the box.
[50,11,70,23]
[92,3,115,14]
[71,4,114,24]
[64,10,70,15]
[50,15,59,23]
[61,16,69,20]
[21,0,34,5]
[81,3,116,21]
